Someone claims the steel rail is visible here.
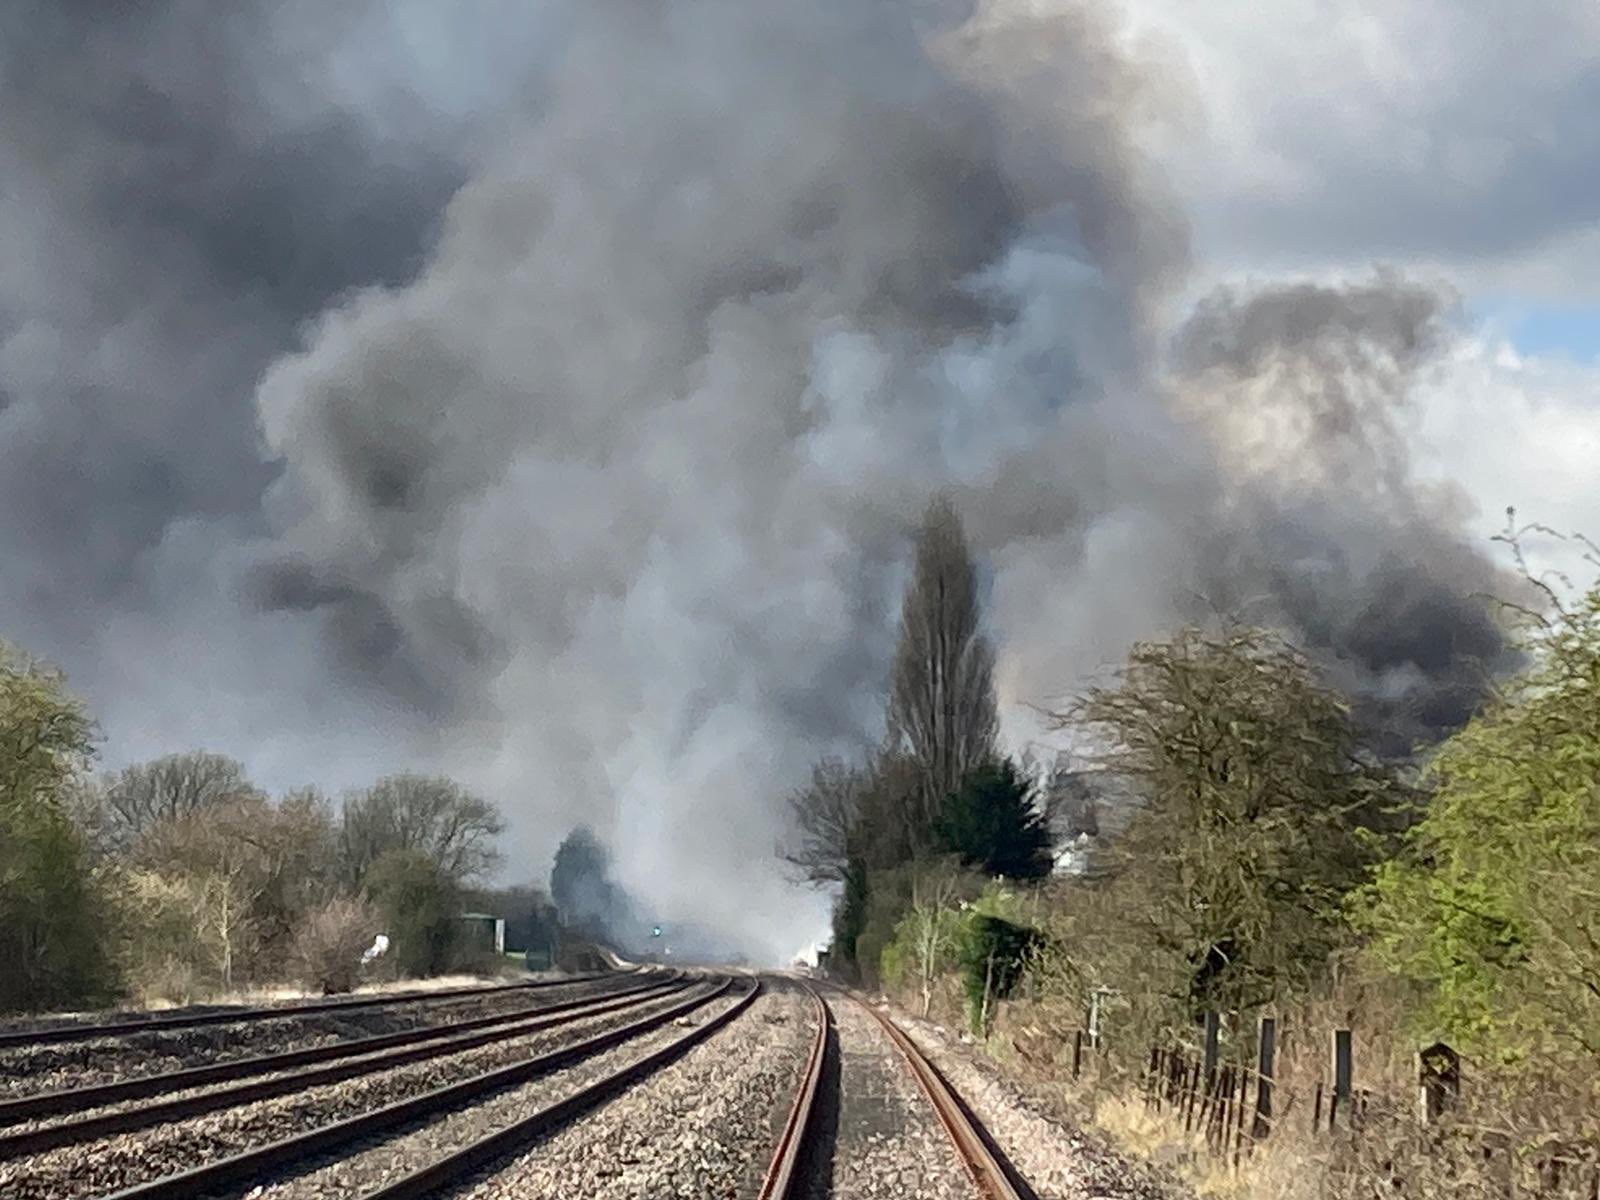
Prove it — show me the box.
[0,970,625,1050]
[755,983,831,1200]
[0,971,678,1133]
[0,975,691,1160]
[855,995,1039,1200]
[95,978,734,1200]
[357,979,763,1200]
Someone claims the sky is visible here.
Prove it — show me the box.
[1,0,1596,964]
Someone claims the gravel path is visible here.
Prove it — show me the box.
[0,975,632,1099]
[248,983,751,1198]
[813,992,970,1200]
[456,981,813,1199]
[891,1006,1189,1200]
[0,981,704,1200]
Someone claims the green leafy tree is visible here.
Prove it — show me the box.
[0,642,116,1011]
[1355,539,1600,1064]
[362,848,461,977]
[1058,625,1405,1017]
[934,759,1053,879]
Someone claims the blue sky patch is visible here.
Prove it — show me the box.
[1472,297,1600,363]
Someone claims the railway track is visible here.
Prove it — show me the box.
[759,984,1039,1200]
[0,973,685,1156]
[0,970,620,1050]
[3,975,1056,1199]
[91,978,741,1200]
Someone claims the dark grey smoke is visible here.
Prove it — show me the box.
[1171,275,1515,751]
[0,0,1517,958]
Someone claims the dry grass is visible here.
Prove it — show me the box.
[927,973,1600,1200]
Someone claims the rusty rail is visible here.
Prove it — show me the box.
[756,983,831,1199]
[855,995,1039,1200]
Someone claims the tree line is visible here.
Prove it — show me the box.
[794,501,1600,1093]
[0,654,526,1011]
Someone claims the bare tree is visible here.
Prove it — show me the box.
[782,757,867,885]
[887,495,998,831]
[339,774,504,889]
[136,797,277,991]
[905,858,964,1017]
[102,752,264,851]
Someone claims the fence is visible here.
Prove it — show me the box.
[1141,1017,1600,1197]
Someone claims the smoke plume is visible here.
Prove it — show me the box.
[0,0,1514,959]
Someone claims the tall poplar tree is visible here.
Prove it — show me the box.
[886,495,999,837]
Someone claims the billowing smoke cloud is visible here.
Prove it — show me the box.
[1,0,1516,960]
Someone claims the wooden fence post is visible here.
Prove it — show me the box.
[1251,1016,1276,1142]
[1417,1042,1460,1125]
[1331,1029,1352,1128]
[1203,1011,1220,1076]
[1072,1029,1084,1079]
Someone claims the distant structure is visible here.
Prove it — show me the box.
[1036,752,1142,879]
[457,912,507,956]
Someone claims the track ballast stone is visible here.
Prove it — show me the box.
[892,1004,1191,1200]
[814,993,970,1200]
[249,984,748,1199]
[0,983,697,1200]
[460,984,811,1200]
[0,975,626,1099]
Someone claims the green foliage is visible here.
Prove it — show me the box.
[958,913,1043,1033]
[1355,567,1600,1064]
[362,848,463,977]
[934,759,1052,879]
[1059,625,1404,1016]
[0,644,116,1012]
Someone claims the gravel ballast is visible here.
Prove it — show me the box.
[813,991,970,1200]
[456,983,813,1200]
[890,1004,1189,1200]
[246,983,753,1199]
[0,981,704,1200]
[0,975,633,1099]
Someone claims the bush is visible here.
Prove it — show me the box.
[362,849,461,978]
[958,913,1043,1034]
[291,897,379,995]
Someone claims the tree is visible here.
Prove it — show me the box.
[899,859,965,1016]
[933,759,1053,880]
[783,758,867,885]
[134,797,276,991]
[1057,625,1404,1016]
[1355,536,1600,1065]
[0,642,115,1011]
[362,848,462,977]
[101,752,264,852]
[130,787,340,990]
[887,495,999,834]
[339,774,504,889]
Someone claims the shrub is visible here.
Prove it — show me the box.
[291,897,379,995]
[958,913,1043,1034]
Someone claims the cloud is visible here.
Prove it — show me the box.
[1120,0,1600,290]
